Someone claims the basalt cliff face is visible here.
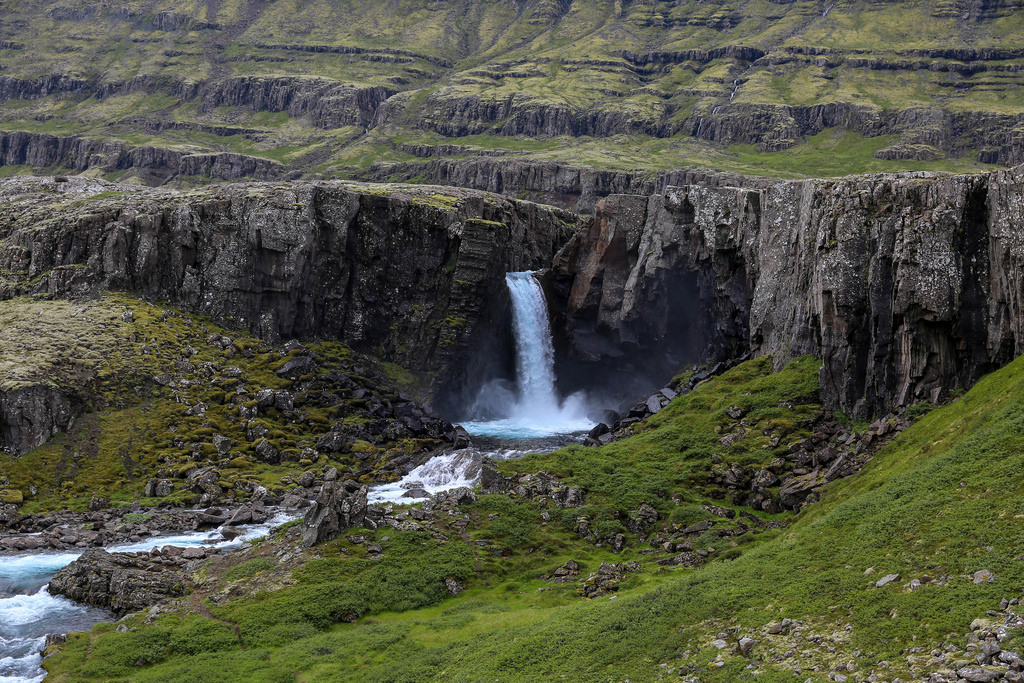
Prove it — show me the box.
[552,167,1024,418]
[0,177,579,427]
[4,167,1024,440]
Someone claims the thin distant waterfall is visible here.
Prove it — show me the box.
[506,271,559,415]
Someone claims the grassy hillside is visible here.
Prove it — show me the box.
[42,352,1024,681]
[0,0,1020,183]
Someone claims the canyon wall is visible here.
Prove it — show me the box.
[4,164,1024,445]
[552,167,1024,418]
[0,177,579,423]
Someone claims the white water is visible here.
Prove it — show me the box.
[369,447,533,503]
[0,510,297,682]
[461,272,591,439]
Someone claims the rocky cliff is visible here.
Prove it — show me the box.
[552,167,1024,418]
[0,176,579,416]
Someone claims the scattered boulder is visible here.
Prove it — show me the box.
[275,354,318,380]
[875,573,900,588]
[974,569,995,584]
[301,478,370,547]
[254,439,280,464]
[144,478,174,498]
[579,561,641,599]
[545,559,580,583]
[212,434,232,454]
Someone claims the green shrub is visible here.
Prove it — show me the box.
[225,558,276,582]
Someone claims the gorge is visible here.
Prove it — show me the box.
[5,1,1024,681]
[3,138,1024,683]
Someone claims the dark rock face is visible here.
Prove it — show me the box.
[363,157,770,213]
[48,548,189,615]
[552,167,1024,418]
[199,77,392,130]
[301,478,370,547]
[0,385,79,455]
[0,177,578,415]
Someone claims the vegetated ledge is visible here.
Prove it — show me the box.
[0,130,286,185]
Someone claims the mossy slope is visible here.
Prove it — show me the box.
[41,351,1024,681]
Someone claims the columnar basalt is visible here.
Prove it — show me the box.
[553,168,1024,418]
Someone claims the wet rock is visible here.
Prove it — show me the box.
[226,500,268,526]
[452,426,472,449]
[48,548,188,615]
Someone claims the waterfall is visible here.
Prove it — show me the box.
[506,271,559,415]
[371,272,592,502]
[460,271,591,438]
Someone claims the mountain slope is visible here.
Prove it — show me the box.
[2,0,1023,189]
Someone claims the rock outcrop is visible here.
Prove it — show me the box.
[363,157,771,213]
[0,131,284,185]
[301,478,371,547]
[48,547,190,615]
[552,167,1024,418]
[0,385,79,455]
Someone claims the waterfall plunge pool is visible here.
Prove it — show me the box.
[459,271,592,439]
[372,271,593,503]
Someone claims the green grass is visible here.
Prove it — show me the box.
[42,351,1024,681]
